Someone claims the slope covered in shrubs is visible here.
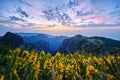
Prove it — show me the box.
[0,48,120,80]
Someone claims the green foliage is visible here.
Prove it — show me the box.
[0,44,11,56]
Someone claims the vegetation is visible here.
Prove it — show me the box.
[0,48,120,80]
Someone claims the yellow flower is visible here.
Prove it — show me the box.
[40,50,45,56]
[23,50,29,56]
[56,74,63,80]
[66,64,71,71]
[15,48,21,53]
[13,69,20,80]
[87,65,95,71]
[55,52,61,57]
[13,69,17,75]
[107,74,117,80]
[0,75,4,80]
[44,59,52,71]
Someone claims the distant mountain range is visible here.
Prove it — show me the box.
[0,32,120,54]
[17,32,68,51]
[17,33,54,38]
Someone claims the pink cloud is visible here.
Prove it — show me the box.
[93,17,106,23]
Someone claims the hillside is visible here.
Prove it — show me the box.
[59,35,120,54]
[0,32,24,48]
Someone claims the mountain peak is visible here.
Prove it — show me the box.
[5,31,14,35]
[2,32,24,48]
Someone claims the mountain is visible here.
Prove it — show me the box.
[23,34,48,43]
[89,37,120,47]
[25,40,51,52]
[58,35,87,53]
[1,32,120,54]
[16,33,39,37]
[59,35,120,54]
[17,33,68,51]
[0,32,68,53]
[17,33,54,38]
[0,32,24,48]
[0,32,52,52]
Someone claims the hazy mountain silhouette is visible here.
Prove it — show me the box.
[17,33,68,51]
[24,40,51,52]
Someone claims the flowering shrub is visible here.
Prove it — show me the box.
[0,48,120,80]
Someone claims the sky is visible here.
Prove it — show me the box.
[0,0,120,40]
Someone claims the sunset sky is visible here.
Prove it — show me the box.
[0,0,120,40]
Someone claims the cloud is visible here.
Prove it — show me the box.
[92,17,107,23]
[17,7,29,18]
[114,5,120,9]
[110,10,120,15]
[43,9,71,25]
[47,24,58,27]
[41,0,106,26]
[18,0,32,7]
[76,9,94,16]
[1,0,120,31]
[20,23,35,28]
[68,0,79,8]
[9,16,25,22]
[77,23,120,27]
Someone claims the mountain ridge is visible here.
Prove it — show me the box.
[0,32,120,54]
[59,34,120,54]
